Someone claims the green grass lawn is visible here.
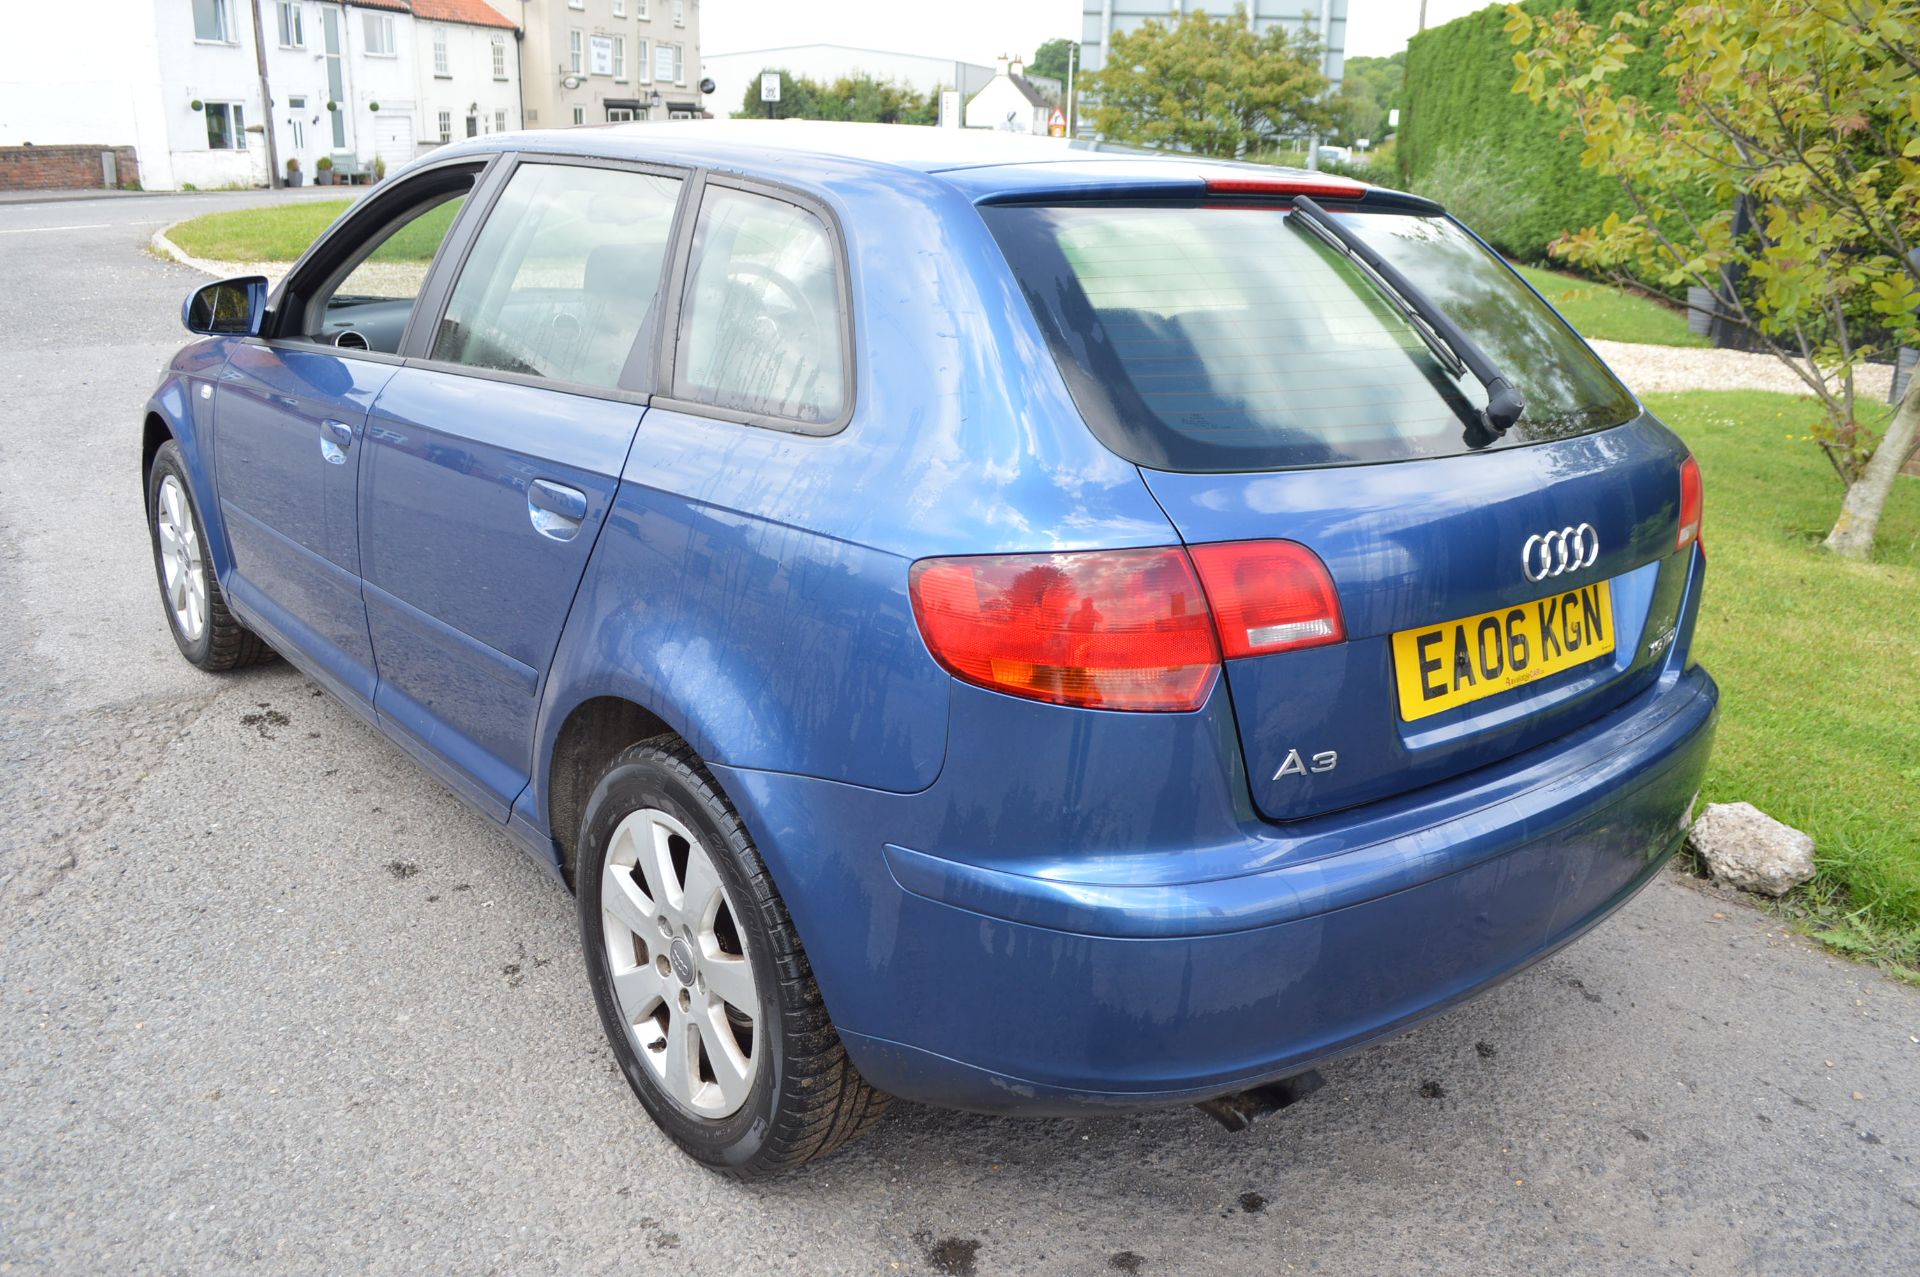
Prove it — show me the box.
[166,197,459,263]
[1649,389,1920,971]
[1517,264,1709,348]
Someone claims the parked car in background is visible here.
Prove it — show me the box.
[142,122,1715,1178]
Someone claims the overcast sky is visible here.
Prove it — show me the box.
[701,1,1501,69]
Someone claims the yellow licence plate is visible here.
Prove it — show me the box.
[1391,579,1615,722]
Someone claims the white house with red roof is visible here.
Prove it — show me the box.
[410,0,522,153]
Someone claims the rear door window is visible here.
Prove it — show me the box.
[984,203,1638,472]
[671,186,848,427]
[430,161,683,391]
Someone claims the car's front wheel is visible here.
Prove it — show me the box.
[577,738,890,1177]
[145,440,271,671]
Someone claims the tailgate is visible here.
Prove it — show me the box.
[1142,415,1697,821]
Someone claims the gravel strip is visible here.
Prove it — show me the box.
[1590,337,1895,402]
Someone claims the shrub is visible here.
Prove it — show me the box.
[1406,138,1541,253]
[1399,0,1674,261]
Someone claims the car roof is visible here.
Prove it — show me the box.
[432,120,1420,208]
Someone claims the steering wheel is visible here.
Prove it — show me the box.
[721,260,821,334]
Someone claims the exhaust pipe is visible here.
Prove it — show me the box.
[1194,1069,1326,1132]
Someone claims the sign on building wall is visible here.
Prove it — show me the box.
[1079,0,1348,89]
[590,36,614,78]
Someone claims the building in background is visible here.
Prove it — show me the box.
[271,1,421,182]
[491,0,704,128]
[412,0,523,152]
[963,58,1056,134]
[0,1,526,191]
[701,44,992,121]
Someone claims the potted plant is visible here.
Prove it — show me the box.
[285,156,303,187]
[373,156,387,183]
[315,155,334,186]
[189,99,203,112]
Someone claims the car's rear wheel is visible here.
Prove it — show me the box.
[146,440,271,671]
[577,738,890,1177]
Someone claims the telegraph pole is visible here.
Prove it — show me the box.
[247,0,282,188]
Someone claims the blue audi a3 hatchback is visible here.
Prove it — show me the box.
[143,122,1715,1176]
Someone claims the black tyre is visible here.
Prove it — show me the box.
[146,440,271,672]
[577,738,890,1177]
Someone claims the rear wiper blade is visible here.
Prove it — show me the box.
[1288,196,1524,438]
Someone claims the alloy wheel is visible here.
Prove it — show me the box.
[600,807,760,1119]
[155,474,207,643]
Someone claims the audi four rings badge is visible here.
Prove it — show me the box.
[1521,524,1600,582]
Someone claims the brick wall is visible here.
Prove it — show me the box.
[0,145,142,192]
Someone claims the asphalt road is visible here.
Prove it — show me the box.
[1,189,1916,1276]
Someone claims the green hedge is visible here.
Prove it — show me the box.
[1400,0,1677,262]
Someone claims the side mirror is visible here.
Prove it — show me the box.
[182,276,269,337]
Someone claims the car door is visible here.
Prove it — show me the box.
[213,160,488,704]
[358,156,688,818]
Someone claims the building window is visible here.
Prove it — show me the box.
[635,1,649,18]
[495,108,507,132]
[438,110,452,142]
[569,30,582,74]
[673,1,685,26]
[491,36,506,79]
[362,12,395,57]
[637,38,650,82]
[653,42,682,85]
[572,106,584,125]
[276,1,303,48]
[466,113,479,138]
[611,36,626,81]
[612,0,625,15]
[204,102,246,150]
[432,28,449,76]
[192,0,233,42]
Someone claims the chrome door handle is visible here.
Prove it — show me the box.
[318,419,354,465]
[527,479,588,541]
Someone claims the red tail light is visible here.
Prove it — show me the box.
[909,548,1220,712]
[909,541,1348,711]
[1677,455,1704,551]
[1189,540,1346,659]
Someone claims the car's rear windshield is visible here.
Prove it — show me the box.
[982,201,1640,472]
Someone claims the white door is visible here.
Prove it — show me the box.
[373,115,414,172]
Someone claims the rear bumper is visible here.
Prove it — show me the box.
[713,663,1717,1115]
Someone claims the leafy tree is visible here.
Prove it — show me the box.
[1508,0,1920,561]
[739,69,938,125]
[1029,37,1077,83]
[1083,5,1330,158]
[1330,51,1404,144]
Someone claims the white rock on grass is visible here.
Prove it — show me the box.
[1688,801,1816,897]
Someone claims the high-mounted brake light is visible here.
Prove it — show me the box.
[1204,176,1368,199]
[909,548,1221,712]
[1677,455,1704,551]
[1188,540,1346,659]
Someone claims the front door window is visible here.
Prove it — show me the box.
[293,175,476,354]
